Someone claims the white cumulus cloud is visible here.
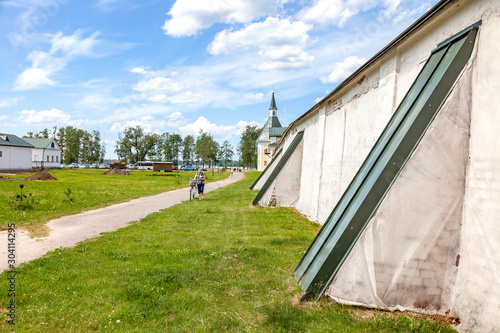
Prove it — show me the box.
[17,108,88,126]
[110,116,167,134]
[14,68,56,90]
[13,30,102,91]
[320,55,366,84]
[179,116,261,139]
[18,108,70,124]
[163,0,276,37]
[298,0,401,27]
[208,17,314,70]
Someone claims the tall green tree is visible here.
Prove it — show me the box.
[168,134,183,166]
[182,135,195,165]
[196,130,218,168]
[145,133,161,161]
[57,126,85,164]
[56,127,105,164]
[80,130,105,164]
[220,140,234,168]
[238,125,260,169]
[157,132,171,161]
[159,133,183,165]
[115,126,160,164]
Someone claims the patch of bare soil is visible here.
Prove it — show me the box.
[104,168,131,175]
[289,290,459,328]
[26,172,57,181]
[0,176,23,181]
[347,305,459,326]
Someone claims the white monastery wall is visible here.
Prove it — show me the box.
[0,147,32,170]
[455,12,500,333]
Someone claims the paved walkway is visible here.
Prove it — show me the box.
[0,172,244,273]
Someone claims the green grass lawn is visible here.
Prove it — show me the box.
[0,172,456,332]
[0,169,229,234]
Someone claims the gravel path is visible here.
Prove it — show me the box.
[0,172,244,273]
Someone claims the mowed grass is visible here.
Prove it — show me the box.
[0,169,229,233]
[0,173,456,332]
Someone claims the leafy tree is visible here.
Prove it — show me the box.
[80,130,105,164]
[157,132,171,161]
[238,125,260,169]
[168,133,183,166]
[58,126,85,164]
[145,133,161,161]
[159,132,183,165]
[182,135,195,165]
[211,140,220,167]
[196,130,218,168]
[56,127,105,164]
[220,140,234,168]
[115,126,160,164]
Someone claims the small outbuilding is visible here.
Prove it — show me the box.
[0,133,34,170]
[22,137,62,169]
[153,162,173,172]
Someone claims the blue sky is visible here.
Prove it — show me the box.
[0,0,439,158]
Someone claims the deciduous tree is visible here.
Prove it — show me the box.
[196,130,218,168]
[115,126,160,164]
[238,125,260,169]
[182,135,195,165]
[220,140,234,169]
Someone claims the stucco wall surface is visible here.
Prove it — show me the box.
[0,146,32,170]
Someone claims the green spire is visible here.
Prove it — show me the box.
[269,91,277,111]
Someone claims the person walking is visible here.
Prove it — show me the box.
[194,168,206,200]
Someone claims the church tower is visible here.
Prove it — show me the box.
[256,92,287,171]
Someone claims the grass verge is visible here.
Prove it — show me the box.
[0,172,456,332]
[0,169,228,235]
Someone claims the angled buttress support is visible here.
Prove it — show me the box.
[250,148,283,190]
[252,131,304,206]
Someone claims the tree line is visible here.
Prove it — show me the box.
[25,126,105,165]
[24,124,262,169]
[115,125,261,169]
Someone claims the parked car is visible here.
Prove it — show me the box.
[99,164,108,169]
[172,166,178,170]
[185,166,195,171]
[69,163,79,168]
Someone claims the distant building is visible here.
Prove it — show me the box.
[22,137,62,169]
[0,133,34,170]
[256,92,287,171]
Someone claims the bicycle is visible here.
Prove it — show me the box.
[189,179,197,201]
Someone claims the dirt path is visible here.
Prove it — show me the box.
[0,172,244,273]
